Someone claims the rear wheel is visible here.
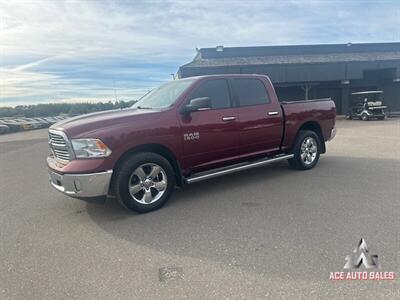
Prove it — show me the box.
[115,152,175,213]
[288,130,321,170]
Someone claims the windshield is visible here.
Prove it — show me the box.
[132,79,195,109]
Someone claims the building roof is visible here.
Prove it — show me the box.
[181,42,400,68]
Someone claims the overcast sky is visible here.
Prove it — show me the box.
[1,0,399,107]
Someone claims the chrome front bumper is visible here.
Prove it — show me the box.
[48,169,113,198]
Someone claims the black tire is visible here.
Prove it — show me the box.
[377,116,384,120]
[288,130,321,170]
[361,113,369,121]
[115,152,176,213]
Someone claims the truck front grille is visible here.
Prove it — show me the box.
[48,131,72,162]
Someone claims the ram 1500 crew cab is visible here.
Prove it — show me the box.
[47,74,336,213]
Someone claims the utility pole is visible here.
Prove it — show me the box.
[301,84,312,100]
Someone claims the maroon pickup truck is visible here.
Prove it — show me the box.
[47,74,336,213]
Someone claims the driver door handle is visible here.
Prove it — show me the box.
[222,116,236,122]
[267,111,279,116]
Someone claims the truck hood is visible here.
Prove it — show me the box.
[51,108,161,138]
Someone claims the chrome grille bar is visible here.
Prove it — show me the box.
[48,129,73,162]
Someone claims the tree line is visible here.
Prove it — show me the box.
[0,100,136,118]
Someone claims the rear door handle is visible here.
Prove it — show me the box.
[267,111,279,116]
[222,116,236,121]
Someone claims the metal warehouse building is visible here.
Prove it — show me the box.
[178,42,400,114]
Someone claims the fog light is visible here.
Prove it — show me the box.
[74,179,82,191]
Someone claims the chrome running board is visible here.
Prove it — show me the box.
[185,154,294,184]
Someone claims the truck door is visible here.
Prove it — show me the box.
[179,79,240,171]
[230,78,283,156]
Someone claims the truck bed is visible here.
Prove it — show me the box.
[280,98,336,151]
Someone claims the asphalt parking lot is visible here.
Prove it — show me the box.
[0,119,399,299]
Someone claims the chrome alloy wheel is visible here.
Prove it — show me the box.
[128,163,168,204]
[300,137,318,165]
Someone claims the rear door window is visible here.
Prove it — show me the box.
[231,78,270,106]
[188,79,231,109]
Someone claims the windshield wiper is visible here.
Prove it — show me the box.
[136,106,153,109]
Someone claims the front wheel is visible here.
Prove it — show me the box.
[115,152,176,213]
[288,130,321,170]
[361,113,369,121]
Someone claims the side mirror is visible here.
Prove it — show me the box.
[181,97,211,114]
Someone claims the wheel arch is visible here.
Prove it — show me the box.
[297,121,326,153]
[110,143,184,195]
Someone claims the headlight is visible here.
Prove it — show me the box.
[71,138,112,158]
